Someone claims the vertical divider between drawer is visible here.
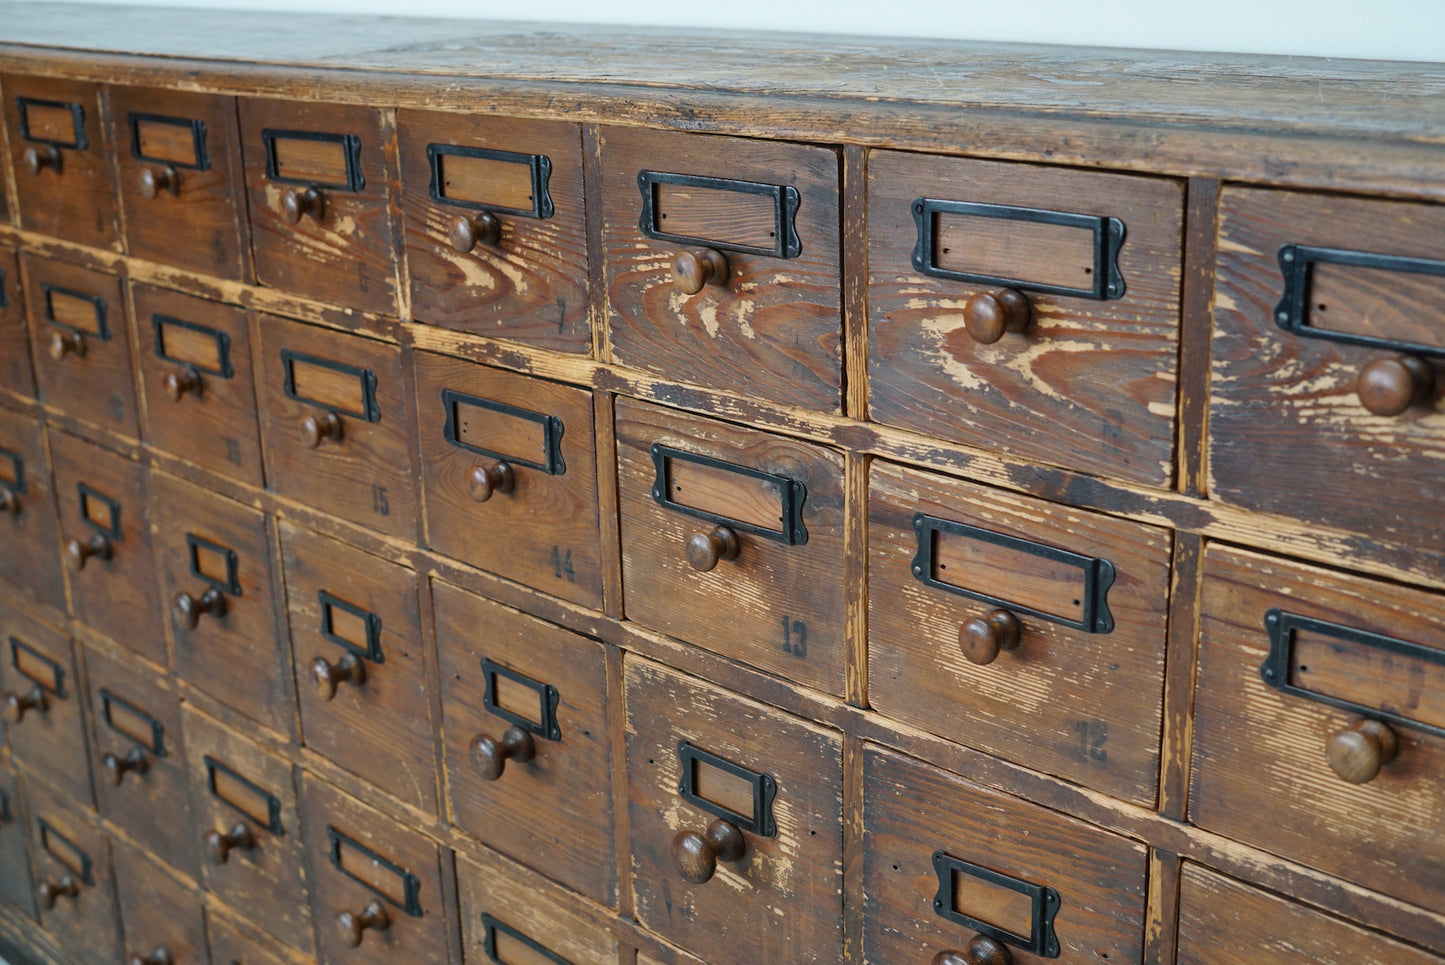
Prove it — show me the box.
[226,95,257,286]
[605,641,635,920]
[594,390,625,621]
[845,451,869,709]
[1159,532,1204,819]
[842,732,865,964]
[582,123,610,363]
[381,107,411,324]
[0,76,14,228]
[841,144,869,421]
[1177,178,1219,498]
[96,85,126,255]
[1144,849,1183,965]
[262,509,304,748]
[414,561,447,826]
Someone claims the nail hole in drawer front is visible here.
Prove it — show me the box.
[129,113,207,169]
[264,129,363,190]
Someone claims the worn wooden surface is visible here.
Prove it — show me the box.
[0,763,35,920]
[0,603,89,810]
[24,777,120,964]
[0,408,63,612]
[0,247,33,402]
[112,839,206,965]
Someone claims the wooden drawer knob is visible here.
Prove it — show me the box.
[300,410,343,448]
[1357,355,1435,416]
[672,817,746,884]
[102,747,149,786]
[963,288,1031,344]
[469,724,536,781]
[139,165,178,199]
[49,330,86,360]
[685,526,740,572]
[959,609,1022,666]
[67,532,113,571]
[312,651,366,700]
[468,462,515,502]
[205,821,257,864]
[672,248,729,295]
[128,947,174,965]
[162,366,202,402]
[5,684,47,723]
[36,874,79,909]
[1327,718,1398,784]
[23,144,60,176]
[0,488,17,516]
[449,211,502,253]
[281,186,322,224]
[933,936,1012,965]
[174,587,227,630]
[337,900,391,947]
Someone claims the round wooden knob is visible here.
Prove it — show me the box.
[162,366,202,402]
[312,651,366,701]
[449,211,502,253]
[0,488,19,516]
[963,289,1032,344]
[128,947,174,965]
[469,725,536,781]
[281,186,322,224]
[101,747,150,786]
[1326,718,1398,784]
[174,587,227,630]
[684,526,740,572]
[933,936,1012,965]
[49,329,86,360]
[299,410,343,448]
[1357,355,1435,416]
[23,144,60,176]
[36,874,79,909]
[337,900,391,948]
[467,462,515,502]
[67,532,113,571]
[672,248,730,295]
[205,821,257,864]
[139,165,178,200]
[5,684,47,723]
[959,609,1022,666]
[672,818,746,884]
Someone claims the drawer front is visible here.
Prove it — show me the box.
[114,840,207,965]
[0,245,34,400]
[23,255,137,437]
[398,111,591,353]
[240,99,399,315]
[1210,188,1445,552]
[625,657,844,962]
[85,641,195,876]
[3,75,119,250]
[434,580,615,906]
[50,430,163,658]
[457,848,620,965]
[863,745,1149,965]
[182,705,312,955]
[257,314,417,540]
[209,911,299,965]
[283,523,434,812]
[1177,863,1445,965]
[134,284,262,486]
[301,773,448,965]
[616,398,848,695]
[867,151,1184,487]
[0,763,36,918]
[27,779,120,964]
[415,352,602,609]
[600,127,842,412]
[867,462,1171,806]
[153,472,288,733]
[111,86,248,280]
[0,407,64,610]
[0,601,91,807]
[1191,543,1445,910]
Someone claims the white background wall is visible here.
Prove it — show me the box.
[50,0,1445,62]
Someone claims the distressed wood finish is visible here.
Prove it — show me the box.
[0,600,91,809]
[207,911,302,965]
[25,777,121,965]
[113,840,207,965]
[0,407,64,611]
[0,762,36,920]
[0,246,33,401]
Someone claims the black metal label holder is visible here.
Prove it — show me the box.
[932,851,1061,958]
[318,590,385,665]
[480,657,560,742]
[16,97,86,150]
[0,447,25,496]
[76,483,123,542]
[99,688,166,756]
[38,819,94,885]
[204,755,284,835]
[261,128,364,191]
[187,533,242,597]
[43,285,110,340]
[637,170,802,259]
[127,111,210,170]
[676,740,777,838]
[650,444,808,545]
[480,914,573,965]
[327,826,424,917]
[281,349,381,422]
[152,314,234,378]
[441,389,566,475]
[426,143,554,219]
[10,636,66,698]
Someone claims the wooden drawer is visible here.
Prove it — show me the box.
[616,398,848,695]
[867,462,1171,806]
[182,705,312,955]
[0,245,34,400]
[23,255,137,437]
[1177,863,1445,965]
[1211,188,1445,553]
[111,86,248,280]
[415,352,603,609]
[283,523,435,813]
[240,99,399,315]
[1191,543,1445,911]
[433,580,615,906]
[0,406,64,610]
[27,778,120,964]
[114,839,207,965]
[398,111,591,353]
[867,151,1184,487]
[134,284,263,486]
[84,641,195,877]
[300,773,449,965]
[599,127,842,412]
[209,911,301,965]
[1,602,91,808]
[2,75,119,251]
[50,430,163,658]
[153,472,289,733]
[0,762,36,919]
[863,745,1149,965]
[257,314,418,540]
[625,656,844,963]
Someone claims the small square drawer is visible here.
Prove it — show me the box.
[398,111,591,353]
[434,580,614,906]
[415,352,603,609]
[867,462,1171,806]
[50,430,163,659]
[1210,188,1445,553]
[0,245,34,400]
[0,762,36,919]
[616,398,847,695]
[0,600,91,808]
[209,910,300,965]
[23,254,137,437]
[114,839,207,965]
[153,471,289,733]
[283,523,435,813]
[867,151,1184,487]
[85,641,195,877]
[240,99,400,315]
[0,406,64,610]
[300,772,450,964]
[1191,544,1445,911]
[599,127,842,412]
[135,284,263,486]
[182,705,312,956]
[27,778,121,964]
[257,314,418,540]
[457,846,620,965]
[111,86,249,280]
[862,746,1149,965]
[2,75,120,251]
[625,657,843,962]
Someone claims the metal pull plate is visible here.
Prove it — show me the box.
[651,444,808,545]
[282,350,380,422]
[427,144,553,219]
[99,689,166,756]
[152,314,234,377]
[677,741,777,838]
[18,97,86,150]
[481,657,560,742]
[1275,244,1445,357]
[932,851,1061,958]
[327,826,423,916]
[10,637,65,698]
[128,112,210,170]
[205,755,283,834]
[77,484,123,542]
[262,128,364,191]
[442,389,566,475]
[638,170,801,259]
[480,913,574,965]
[43,285,110,340]
[318,591,384,664]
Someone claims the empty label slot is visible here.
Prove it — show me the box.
[666,457,786,534]
[12,641,61,694]
[191,540,233,587]
[81,490,116,533]
[40,822,89,879]
[931,529,1086,625]
[438,153,534,210]
[156,319,223,370]
[952,868,1035,942]
[46,289,104,335]
[289,357,367,413]
[104,693,161,751]
[452,398,547,465]
[1291,627,1445,731]
[210,764,275,827]
[653,181,778,252]
[23,102,80,146]
[690,754,757,822]
[271,134,351,185]
[325,600,371,650]
[334,834,409,907]
[1308,261,1445,352]
[133,118,200,166]
[933,211,1096,291]
[491,672,543,727]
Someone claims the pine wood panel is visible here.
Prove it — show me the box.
[0,599,91,810]
[0,407,64,611]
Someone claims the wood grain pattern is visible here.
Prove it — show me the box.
[25,777,121,965]
[0,407,64,611]
[206,910,303,965]
[112,839,206,965]
[0,246,34,401]
[0,598,91,809]
[0,762,36,920]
